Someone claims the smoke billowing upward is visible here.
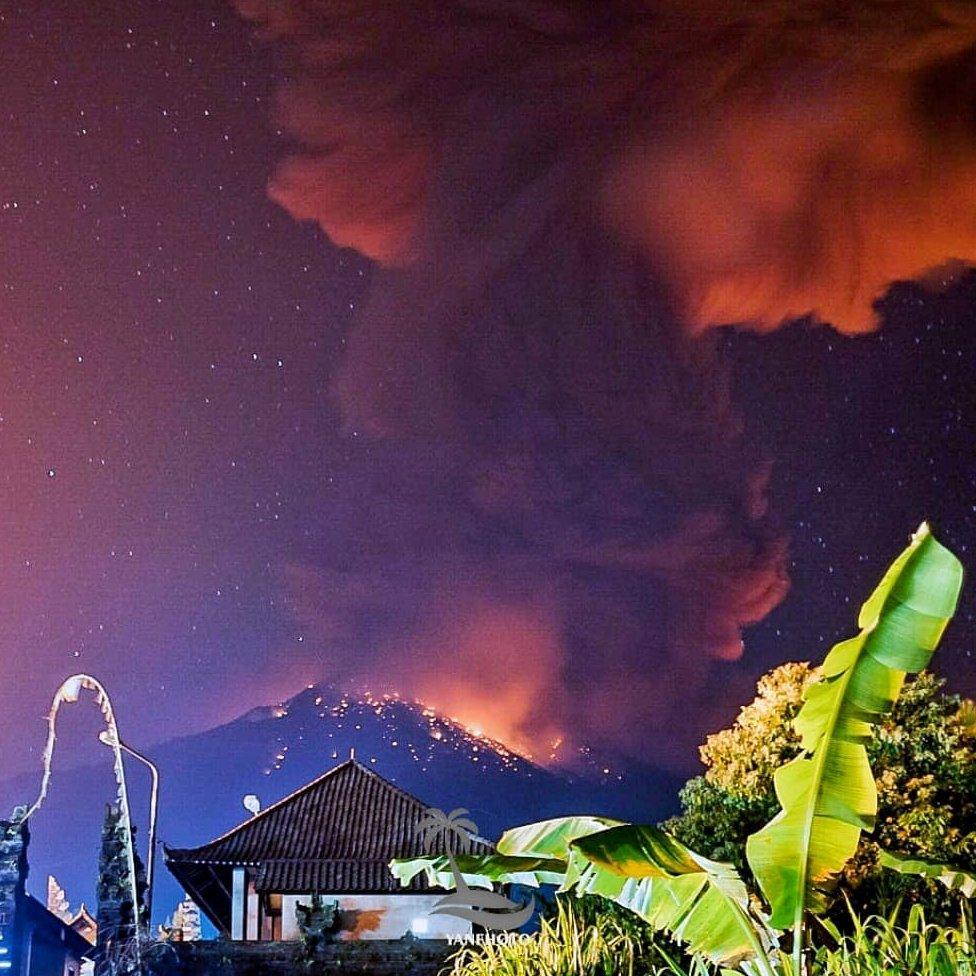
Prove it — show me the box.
[236,0,976,767]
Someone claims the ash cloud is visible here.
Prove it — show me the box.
[236,0,976,767]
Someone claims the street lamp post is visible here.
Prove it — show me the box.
[99,732,160,925]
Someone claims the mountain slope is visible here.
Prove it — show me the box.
[0,684,680,927]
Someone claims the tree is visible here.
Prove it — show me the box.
[665,662,811,876]
[96,804,148,976]
[665,663,976,919]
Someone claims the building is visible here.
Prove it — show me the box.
[165,759,493,942]
[9,898,94,976]
[46,879,98,953]
[64,910,95,954]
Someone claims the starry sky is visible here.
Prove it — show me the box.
[731,279,976,690]
[3,0,976,787]
[2,0,372,772]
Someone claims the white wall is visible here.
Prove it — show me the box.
[279,894,471,941]
[245,878,259,941]
[230,868,246,940]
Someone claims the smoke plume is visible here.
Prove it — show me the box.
[237,0,976,766]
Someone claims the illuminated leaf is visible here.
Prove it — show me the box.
[390,853,567,890]
[878,849,976,899]
[572,824,773,967]
[746,523,964,930]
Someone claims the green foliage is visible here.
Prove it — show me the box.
[447,899,976,976]
[444,897,659,976]
[667,668,976,919]
[809,904,975,976]
[877,851,976,899]
[746,522,963,956]
[391,852,567,889]
[396,813,774,970]
[667,664,812,875]
[572,824,770,967]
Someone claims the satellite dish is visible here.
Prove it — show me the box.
[242,794,261,816]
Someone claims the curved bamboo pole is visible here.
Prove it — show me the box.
[21,675,142,969]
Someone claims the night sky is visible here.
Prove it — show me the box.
[3,0,976,793]
[732,281,976,695]
[2,0,370,771]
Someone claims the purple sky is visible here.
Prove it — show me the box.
[2,0,976,785]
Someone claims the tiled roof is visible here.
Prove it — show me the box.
[166,759,492,894]
[254,858,428,894]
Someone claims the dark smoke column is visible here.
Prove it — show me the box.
[239,0,970,765]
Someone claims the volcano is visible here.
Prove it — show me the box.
[0,684,680,929]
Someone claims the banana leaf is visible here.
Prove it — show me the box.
[390,815,619,891]
[746,523,964,930]
[878,849,976,898]
[390,853,568,890]
[572,824,773,968]
[392,817,773,969]
[496,815,623,858]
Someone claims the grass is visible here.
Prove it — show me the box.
[444,899,975,976]
[443,899,647,976]
[809,903,974,976]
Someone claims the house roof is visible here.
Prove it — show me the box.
[165,759,493,927]
[69,904,97,945]
[253,858,421,895]
[23,896,94,959]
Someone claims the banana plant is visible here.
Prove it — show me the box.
[572,823,778,973]
[878,850,976,899]
[396,814,779,973]
[746,522,963,973]
[391,523,965,974]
